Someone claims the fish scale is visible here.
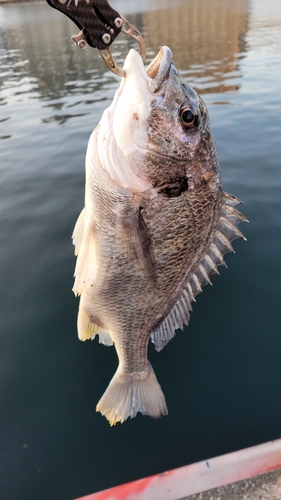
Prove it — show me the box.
[72,46,247,425]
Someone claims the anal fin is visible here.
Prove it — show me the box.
[77,308,113,345]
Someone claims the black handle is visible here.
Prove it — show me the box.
[46,0,122,50]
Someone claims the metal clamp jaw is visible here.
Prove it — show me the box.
[45,0,146,77]
[97,16,146,77]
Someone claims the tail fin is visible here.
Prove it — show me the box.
[96,364,168,425]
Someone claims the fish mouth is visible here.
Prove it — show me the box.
[146,46,173,93]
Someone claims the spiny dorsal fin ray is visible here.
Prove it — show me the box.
[223,192,243,206]
[220,204,249,225]
[218,217,247,242]
[151,192,247,351]
[208,242,227,268]
[189,274,202,296]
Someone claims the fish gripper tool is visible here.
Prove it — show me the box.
[45,0,146,77]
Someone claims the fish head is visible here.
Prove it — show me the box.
[142,47,220,189]
[146,46,203,156]
[99,46,219,191]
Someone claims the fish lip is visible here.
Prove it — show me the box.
[146,46,173,93]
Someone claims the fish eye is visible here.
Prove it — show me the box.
[180,107,197,129]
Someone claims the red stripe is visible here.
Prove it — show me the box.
[75,438,281,500]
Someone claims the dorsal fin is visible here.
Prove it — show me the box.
[151,192,248,352]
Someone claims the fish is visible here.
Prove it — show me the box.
[72,46,248,425]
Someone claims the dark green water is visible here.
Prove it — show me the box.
[0,0,281,498]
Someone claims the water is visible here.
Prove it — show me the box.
[0,0,280,498]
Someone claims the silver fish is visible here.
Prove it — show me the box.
[72,46,247,425]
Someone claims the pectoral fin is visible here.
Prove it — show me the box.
[128,207,157,283]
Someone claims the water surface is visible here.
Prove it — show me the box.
[0,0,281,499]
